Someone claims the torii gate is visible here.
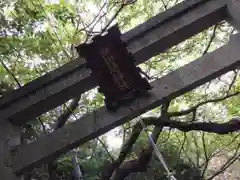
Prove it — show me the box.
[0,0,240,179]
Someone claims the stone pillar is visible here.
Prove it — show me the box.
[227,0,240,31]
[0,119,22,180]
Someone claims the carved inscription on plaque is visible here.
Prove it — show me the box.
[99,47,129,91]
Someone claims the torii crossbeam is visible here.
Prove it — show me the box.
[13,33,240,174]
[0,0,226,125]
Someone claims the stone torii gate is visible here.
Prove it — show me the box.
[0,0,240,179]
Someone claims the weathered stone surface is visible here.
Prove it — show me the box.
[227,0,240,30]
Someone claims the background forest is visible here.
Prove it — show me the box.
[0,0,240,179]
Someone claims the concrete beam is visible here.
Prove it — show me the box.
[12,33,240,174]
[122,0,210,42]
[226,0,240,30]
[0,0,212,110]
[0,0,227,125]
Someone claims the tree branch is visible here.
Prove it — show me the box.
[48,95,81,179]
[141,117,240,135]
[97,137,114,162]
[161,0,168,10]
[100,120,143,179]
[206,143,240,180]
[168,91,240,117]
[108,115,240,179]
[112,126,162,180]
[227,70,239,94]
[202,24,218,56]
[100,103,170,180]
[0,59,21,87]
[55,95,81,129]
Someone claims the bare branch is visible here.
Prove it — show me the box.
[100,103,171,180]
[202,24,218,56]
[176,133,196,168]
[141,116,240,134]
[0,59,21,88]
[227,70,239,94]
[176,132,187,165]
[208,134,240,160]
[193,133,201,167]
[55,95,81,129]
[101,4,125,33]
[161,0,168,10]
[100,120,143,179]
[97,137,114,162]
[201,132,209,178]
[37,117,47,135]
[48,95,81,179]
[206,143,240,180]
[111,126,162,180]
[169,91,240,117]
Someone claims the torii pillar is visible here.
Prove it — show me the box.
[0,120,22,180]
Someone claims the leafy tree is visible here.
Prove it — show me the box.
[0,0,239,180]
